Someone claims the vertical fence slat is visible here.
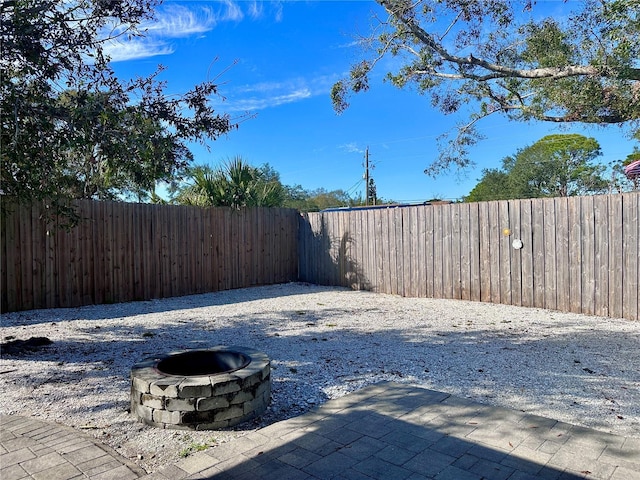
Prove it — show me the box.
[19,203,33,310]
[325,212,335,286]
[498,201,512,305]
[125,202,135,302]
[30,203,45,308]
[76,202,88,306]
[115,200,126,302]
[441,205,453,299]
[402,208,413,296]
[0,207,8,311]
[581,196,596,315]
[1,204,8,312]
[179,206,189,295]
[568,197,582,314]
[554,198,569,313]
[160,202,171,297]
[138,204,149,300]
[353,211,368,290]
[252,208,261,284]
[241,208,250,287]
[608,195,623,318]
[468,202,481,302]
[394,208,403,294]
[93,201,102,304]
[543,199,557,311]
[377,210,388,293]
[195,207,204,292]
[308,212,319,285]
[5,203,18,311]
[488,202,501,304]
[508,200,522,307]
[214,208,224,290]
[520,199,534,308]
[415,207,427,298]
[478,202,491,303]
[32,205,45,308]
[202,207,212,291]
[451,204,462,300]
[338,211,347,287]
[358,211,368,290]
[593,196,609,316]
[390,209,397,294]
[424,206,434,298]
[369,210,380,293]
[459,203,471,301]
[622,193,639,320]
[531,198,545,309]
[432,205,444,298]
[408,207,420,297]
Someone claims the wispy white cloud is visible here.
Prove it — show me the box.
[228,88,312,111]
[102,38,174,62]
[247,1,264,20]
[141,5,221,38]
[340,142,365,154]
[273,1,284,22]
[223,74,338,112]
[217,0,244,23]
[103,2,249,62]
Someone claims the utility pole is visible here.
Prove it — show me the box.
[364,146,370,206]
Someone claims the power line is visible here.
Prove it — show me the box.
[345,179,364,196]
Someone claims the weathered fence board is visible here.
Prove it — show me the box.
[609,196,624,319]
[300,193,639,321]
[622,194,639,320]
[581,195,596,315]
[1,200,298,312]
[554,198,570,313]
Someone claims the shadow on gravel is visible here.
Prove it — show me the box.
[1,301,637,436]
[0,283,344,325]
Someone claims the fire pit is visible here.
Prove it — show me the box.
[130,346,271,430]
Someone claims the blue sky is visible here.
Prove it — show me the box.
[108,0,638,203]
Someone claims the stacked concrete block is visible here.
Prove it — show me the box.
[130,346,271,430]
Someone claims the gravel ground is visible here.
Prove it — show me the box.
[1,283,638,473]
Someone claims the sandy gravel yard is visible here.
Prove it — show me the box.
[1,283,638,473]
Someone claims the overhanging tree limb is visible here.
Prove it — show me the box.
[334,0,640,175]
[383,0,640,80]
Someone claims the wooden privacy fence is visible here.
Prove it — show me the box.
[299,193,639,321]
[3,193,639,320]
[1,200,299,312]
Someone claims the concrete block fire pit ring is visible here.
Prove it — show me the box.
[130,346,271,430]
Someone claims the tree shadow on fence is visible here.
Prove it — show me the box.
[298,214,371,292]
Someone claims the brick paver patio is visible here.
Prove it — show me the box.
[2,382,639,480]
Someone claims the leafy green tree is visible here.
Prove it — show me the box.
[305,189,356,211]
[464,134,608,201]
[281,187,361,212]
[282,184,313,210]
[1,0,235,208]
[174,158,285,209]
[509,134,607,197]
[333,0,640,175]
[464,169,512,202]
